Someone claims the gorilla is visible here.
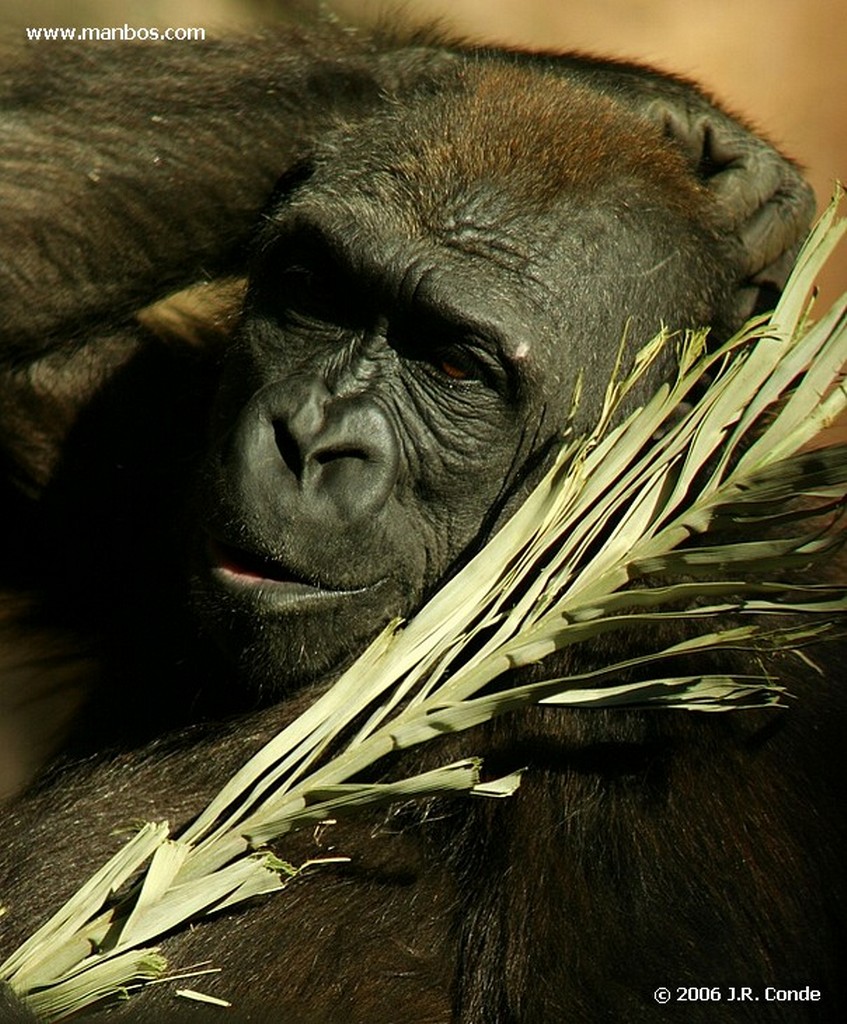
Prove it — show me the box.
[0,22,844,1024]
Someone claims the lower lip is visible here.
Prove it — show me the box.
[208,566,363,615]
[205,554,370,609]
[214,562,319,592]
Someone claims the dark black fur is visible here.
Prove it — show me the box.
[0,24,843,1024]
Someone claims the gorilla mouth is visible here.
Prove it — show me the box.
[207,536,368,596]
[211,538,308,584]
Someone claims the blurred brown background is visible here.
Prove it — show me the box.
[0,0,845,794]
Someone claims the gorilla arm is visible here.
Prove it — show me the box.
[0,29,453,364]
[542,50,818,319]
[0,28,456,501]
[0,30,817,368]
[0,30,816,422]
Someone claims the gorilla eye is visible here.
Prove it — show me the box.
[387,319,501,390]
[438,356,472,380]
[267,260,364,330]
[276,267,333,319]
[430,346,485,384]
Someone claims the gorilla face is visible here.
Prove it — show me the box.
[188,66,734,693]
[0,37,835,1022]
[192,205,535,688]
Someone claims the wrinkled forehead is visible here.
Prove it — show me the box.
[263,64,726,415]
[306,62,709,226]
[275,62,720,334]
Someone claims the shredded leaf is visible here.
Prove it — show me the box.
[2,188,845,1021]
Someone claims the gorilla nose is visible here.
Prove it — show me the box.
[264,384,400,524]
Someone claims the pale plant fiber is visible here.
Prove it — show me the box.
[3,191,847,1020]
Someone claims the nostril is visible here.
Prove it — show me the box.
[274,415,372,476]
[267,393,398,515]
[313,446,370,466]
[274,422,304,477]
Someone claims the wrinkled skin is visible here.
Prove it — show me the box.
[191,67,739,693]
[0,24,843,1024]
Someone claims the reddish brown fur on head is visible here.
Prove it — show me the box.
[380,64,709,220]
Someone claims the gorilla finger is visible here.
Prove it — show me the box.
[734,184,817,283]
[647,101,782,212]
[647,98,814,240]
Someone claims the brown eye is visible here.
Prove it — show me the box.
[439,359,470,380]
[431,346,484,383]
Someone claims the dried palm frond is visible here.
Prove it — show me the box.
[2,189,846,1021]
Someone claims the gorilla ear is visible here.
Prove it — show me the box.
[647,97,817,320]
